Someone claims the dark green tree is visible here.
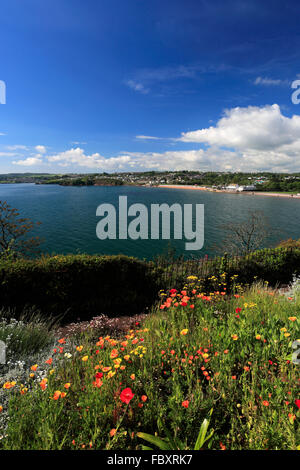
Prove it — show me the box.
[0,201,42,259]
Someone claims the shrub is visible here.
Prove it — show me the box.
[0,254,161,323]
[233,247,300,286]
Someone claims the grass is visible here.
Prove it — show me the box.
[0,276,299,450]
[0,308,57,361]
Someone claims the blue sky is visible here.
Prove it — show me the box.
[1,0,300,173]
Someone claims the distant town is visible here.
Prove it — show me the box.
[1,171,300,193]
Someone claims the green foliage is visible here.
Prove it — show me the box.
[0,201,41,259]
[155,247,300,294]
[0,254,161,323]
[137,409,214,450]
[234,247,300,285]
[0,283,299,450]
[0,247,299,324]
[0,308,56,362]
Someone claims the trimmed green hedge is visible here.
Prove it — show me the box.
[0,254,161,323]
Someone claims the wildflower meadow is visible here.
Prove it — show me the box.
[0,274,299,450]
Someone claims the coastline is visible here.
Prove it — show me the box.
[156,184,300,199]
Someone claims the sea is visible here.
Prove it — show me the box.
[1,183,300,260]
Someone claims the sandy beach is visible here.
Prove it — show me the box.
[156,184,300,199]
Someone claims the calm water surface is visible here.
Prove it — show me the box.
[1,184,300,260]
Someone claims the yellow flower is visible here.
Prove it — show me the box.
[180,329,188,336]
[3,381,16,389]
[82,355,89,362]
[231,334,238,341]
[76,345,83,352]
[130,374,135,380]
[284,332,290,337]
[255,334,261,340]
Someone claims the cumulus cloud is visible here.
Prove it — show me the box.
[12,157,43,166]
[173,104,300,171]
[35,145,46,154]
[179,104,300,150]
[9,104,300,172]
[47,147,131,170]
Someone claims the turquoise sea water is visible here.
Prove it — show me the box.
[1,183,300,260]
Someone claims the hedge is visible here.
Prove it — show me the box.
[151,247,300,292]
[0,254,161,323]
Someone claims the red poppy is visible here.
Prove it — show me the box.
[120,387,134,404]
[295,399,300,409]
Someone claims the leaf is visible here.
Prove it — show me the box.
[194,409,214,450]
[137,432,172,450]
[161,425,181,449]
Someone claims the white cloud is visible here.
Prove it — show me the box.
[125,65,202,94]
[125,80,149,94]
[47,147,131,170]
[179,104,300,150]
[135,135,163,140]
[12,157,43,166]
[6,145,28,150]
[0,152,19,157]
[35,145,46,154]
[9,104,300,173]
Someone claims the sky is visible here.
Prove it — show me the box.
[1,0,300,173]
